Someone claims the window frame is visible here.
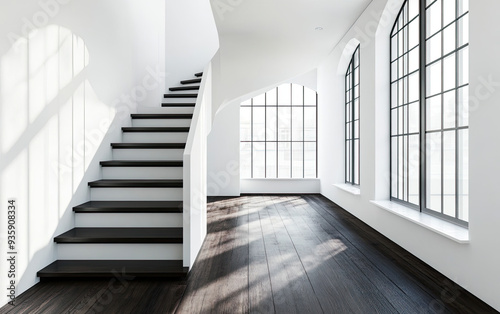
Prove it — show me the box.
[389,0,469,227]
[345,45,361,186]
[240,84,318,179]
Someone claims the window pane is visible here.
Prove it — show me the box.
[292,84,303,106]
[457,86,469,127]
[458,0,469,16]
[408,102,419,133]
[278,84,291,106]
[426,0,442,38]
[354,139,359,185]
[426,32,442,63]
[458,47,469,86]
[240,107,251,141]
[253,142,265,178]
[443,23,456,56]
[266,88,277,106]
[408,48,419,74]
[426,60,442,96]
[443,90,456,129]
[458,128,469,221]
[409,135,420,205]
[266,142,277,179]
[443,54,456,91]
[292,107,304,141]
[304,142,316,178]
[426,95,441,131]
[304,107,316,141]
[240,142,252,178]
[253,107,265,141]
[443,130,456,217]
[266,107,277,141]
[443,0,456,26]
[254,93,265,106]
[292,142,304,178]
[408,19,419,50]
[457,14,469,47]
[408,72,419,103]
[278,107,291,141]
[391,137,398,198]
[426,132,442,213]
[278,142,291,178]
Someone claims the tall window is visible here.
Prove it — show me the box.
[390,0,469,226]
[345,45,360,185]
[240,84,317,179]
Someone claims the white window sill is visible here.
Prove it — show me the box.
[370,200,469,244]
[333,183,361,195]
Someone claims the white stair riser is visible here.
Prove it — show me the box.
[162,97,197,103]
[113,149,184,160]
[122,132,188,143]
[57,244,182,260]
[137,107,195,114]
[91,187,183,201]
[75,213,183,228]
[102,167,183,180]
[132,119,191,127]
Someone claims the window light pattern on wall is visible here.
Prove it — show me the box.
[345,45,360,185]
[390,0,469,225]
[240,84,317,179]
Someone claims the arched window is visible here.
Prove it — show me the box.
[240,84,317,179]
[345,45,360,185]
[390,0,469,225]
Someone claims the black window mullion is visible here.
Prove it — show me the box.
[419,0,427,212]
[264,91,267,178]
[251,98,254,178]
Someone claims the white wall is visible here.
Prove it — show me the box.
[318,0,500,311]
[0,0,166,305]
[165,0,219,89]
[207,69,318,196]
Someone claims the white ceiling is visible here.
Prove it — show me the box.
[211,0,373,46]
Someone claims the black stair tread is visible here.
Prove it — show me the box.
[37,260,188,278]
[131,114,193,119]
[54,227,182,243]
[88,179,183,188]
[161,103,195,107]
[169,86,200,91]
[122,127,190,133]
[181,78,201,84]
[195,72,203,77]
[100,160,183,167]
[111,143,186,149]
[163,93,198,98]
[73,201,183,213]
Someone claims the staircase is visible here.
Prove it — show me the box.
[37,73,203,279]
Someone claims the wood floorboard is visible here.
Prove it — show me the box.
[302,194,451,313]
[1,195,497,314]
[279,196,399,313]
[248,197,275,313]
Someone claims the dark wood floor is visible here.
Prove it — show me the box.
[1,195,497,314]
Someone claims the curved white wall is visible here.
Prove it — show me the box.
[0,0,167,305]
[165,0,219,90]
